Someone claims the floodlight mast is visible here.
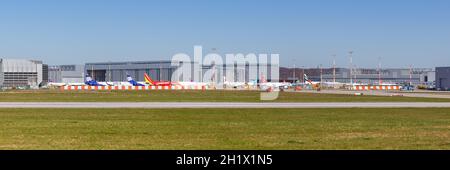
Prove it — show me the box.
[292,59,296,83]
[410,65,413,86]
[302,66,305,85]
[333,54,336,84]
[319,64,323,85]
[378,57,382,85]
[349,51,353,84]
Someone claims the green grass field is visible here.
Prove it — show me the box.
[1,90,450,102]
[1,108,449,150]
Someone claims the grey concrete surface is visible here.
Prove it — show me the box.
[1,102,450,108]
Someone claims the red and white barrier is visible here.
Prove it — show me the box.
[353,85,402,91]
[61,85,208,91]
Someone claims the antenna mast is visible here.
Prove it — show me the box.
[349,51,353,84]
[378,57,382,85]
[333,54,336,84]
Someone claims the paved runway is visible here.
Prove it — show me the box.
[1,102,450,108]
[294,90,450,99]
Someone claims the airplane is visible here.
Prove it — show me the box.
[222,76,243,88]
[47,82,69,87]
[47,80,87,87]
[260,82,292,91]
[224,81,247,88]
[126,74,146,86]
[177,81,210,87]
[145,72,212,87]
[222,76,258,89]
[303,74,320,85]
[258,74,292,91]
[84,74,107,86]
[144,73,176,86]
[117,73,209,87]
[49,73,205,87]
[50,75,137,87]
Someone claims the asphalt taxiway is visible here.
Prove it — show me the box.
[1,102,450,108]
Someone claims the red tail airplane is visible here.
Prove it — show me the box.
[144,73,176,86]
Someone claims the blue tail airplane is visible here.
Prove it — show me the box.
[85,74,105,86]
[127,74,146,86]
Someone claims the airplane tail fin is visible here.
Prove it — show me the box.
[85,74,104,86]
[126,74,133,81]
[126,75,139,86]
[144,73,155,85]
[260,73,267,83]
[304,74,312,84]
[85,74,92,82]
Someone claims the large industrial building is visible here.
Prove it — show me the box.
[84,60,277,83]
[436,67,450,91]
[85,61,180,82]
[48,65,85,83]
[84,59,440,86]
[0,57,444,90]
[0,59,47,88]
[280,67,434,85]
[79,60,435,86]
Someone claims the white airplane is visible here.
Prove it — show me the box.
[258,75,292,91]
[84,74,111,86]
[303,74,321,85]
[224,81,246,88]
[48,75,112,87]
[221,76,251,89]
[177,81,209,87]
[47,82,69,87]
[47,81,91,87]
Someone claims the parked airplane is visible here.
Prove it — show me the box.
[224,81,246,88]
[85,74,107,86]
[101,73,209,87]
[47,81,85,87]
[303,74,320,85]
[259,74,291,91]
[47,82,69,87]
[144,73,176,86]
[48,73,211,88]
[127,74,146,86]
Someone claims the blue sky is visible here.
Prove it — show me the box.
[0,0,449,68]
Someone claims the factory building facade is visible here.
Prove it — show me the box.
[0,59,47,88]
[280,67,433,85]
[48,65,85,83]
[44,58,440,87]
[84,60,277,83]
[85,61,180,82]
[436,67,450,91]
[0,58,441,89]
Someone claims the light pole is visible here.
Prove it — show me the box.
[378,57,382,85]
[319,64,323,85]
[91,64,94,80]
[333,54,336,84]
[211,48,217,83]
[159,60,162,81]
[354,65,357,84]
[108,61,111,82]
[301,66,305,84]
[409,65,413,86]
[293,64,296,83]
[349,51,354,84]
